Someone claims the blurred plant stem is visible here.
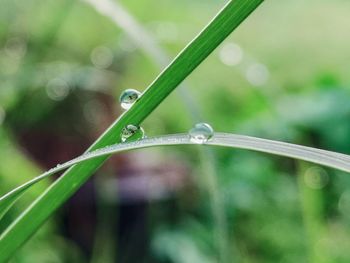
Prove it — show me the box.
[81,0,230,261]
[90,176,117,263]
[8,0,74,111]
[297,162,330,263]
[199,149,232,263]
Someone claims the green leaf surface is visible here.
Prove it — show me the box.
[0,0,264,261]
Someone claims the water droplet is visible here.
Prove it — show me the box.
[304,166,329,189]
[189,123,214,144]
[119,89,141,110]
[5,37,27,59]
[90,46,114,69]
[149,21,179,43]
[219,42,243,66]
[46,78,70,101]
[246,63,269,86]
[121,124,145,142]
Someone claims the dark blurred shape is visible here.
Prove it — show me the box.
[6,85,189,262]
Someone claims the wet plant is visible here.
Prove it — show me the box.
[1,0,350,262]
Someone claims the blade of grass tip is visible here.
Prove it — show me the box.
[82,1,229,260]
[0,1,264,261]
[2,131,350,225]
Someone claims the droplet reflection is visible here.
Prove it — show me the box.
[121,124,145,142]
[189,123,214,144]
[119,89,141,110]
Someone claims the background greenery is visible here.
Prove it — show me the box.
[1,0,350,262]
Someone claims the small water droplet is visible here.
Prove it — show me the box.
[219,42,243,66]
[46,78,70,101]
[90,46,114,69]
[5,37,27,59]
[50,164,63,172]
[189,123,214,144]
[246,63,269,86]
[121,124,145,142]
[119,89,141,110]
[304,166,329,189]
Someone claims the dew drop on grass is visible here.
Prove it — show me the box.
[189,123,214,144]
[119,89,141,110]
[121,124,145,142]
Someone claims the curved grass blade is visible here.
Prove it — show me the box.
[1,132,350,225]
[0,1,264,261]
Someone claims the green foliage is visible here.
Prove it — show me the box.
[0,0,264,261]
[2,131,350,224]
[2,0,350,262]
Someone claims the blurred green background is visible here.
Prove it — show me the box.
[1,0,350,262]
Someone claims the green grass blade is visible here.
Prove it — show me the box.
[1,131,350,227]
[0,1,264,261]
[83,0,203,120]
[82,1,229,260]
[0,171,59,222]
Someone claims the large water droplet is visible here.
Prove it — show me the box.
[121,124,145,142]
[119,89,141,110]
[189,123,214,144]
